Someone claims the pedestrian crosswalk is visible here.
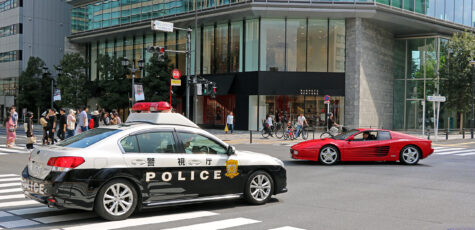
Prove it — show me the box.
[0,144,28,155]
[433,146,475,156]
[0,173,304,230]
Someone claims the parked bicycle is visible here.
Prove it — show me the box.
[261,119,274,138]
[274,121,285,139]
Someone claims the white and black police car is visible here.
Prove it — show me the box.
[21,107,287,220]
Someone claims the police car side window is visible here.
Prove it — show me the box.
[177,133,227,155]
[136,132,177,153]
[120,136,139,153]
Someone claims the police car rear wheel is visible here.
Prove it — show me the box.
[245,171,273,205]
[95,179,138,221]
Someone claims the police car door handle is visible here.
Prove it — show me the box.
[132,159,146,166]
[189,160,201,166]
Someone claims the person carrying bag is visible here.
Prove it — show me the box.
[25,112,36,150]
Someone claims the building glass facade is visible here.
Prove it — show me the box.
[71,0,475,34]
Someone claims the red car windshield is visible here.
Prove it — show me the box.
[333,129,359,140]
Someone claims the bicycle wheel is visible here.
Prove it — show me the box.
[320,132,332,139]
[302,127,309,140]
[283,132,289,140]
[275,126,284,139]
[290,130,296,140]
[261,128,270,138]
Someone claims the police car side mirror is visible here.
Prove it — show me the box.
[227,146,236,155]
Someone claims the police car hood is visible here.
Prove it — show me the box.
[234,150,284,167]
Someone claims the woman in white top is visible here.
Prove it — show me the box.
[66,109,76,139]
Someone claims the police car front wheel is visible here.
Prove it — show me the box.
[244,171,274,205]
[95,179,138,221]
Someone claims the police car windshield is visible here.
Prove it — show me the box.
[332,129,359,140]
[57,128,122,148]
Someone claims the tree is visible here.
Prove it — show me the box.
[439,31,475,132]
[56,53,89,109]
[18,57,52,112]
[95,54,131,110]
[142,54,176,106]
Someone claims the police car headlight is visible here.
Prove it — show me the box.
[273,158,284,167]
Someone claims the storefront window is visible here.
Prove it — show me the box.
[116,39,123,57]
[125,36,133,62]
[203,25,214,74]
[230,21,242,72]
[328,20,345,73]
[245,19,259,72]
[215,23,229,73]
[200,95,236,125]
[177,31,187,74]
[91,42,98,81]
[134,36,143,70]
[286,19,306,72]
[106,40,114,57]
[307,19,328,72]
[191,29,201,75]
[407,39,424,79]
[166,32,177,68]
[260,19,285,71]
[393,80,405,130]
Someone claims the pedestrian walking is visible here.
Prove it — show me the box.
[10,106,18,128]
[110,113,118,125]
[25,112,36,150]
[92,111,100,128]
[4,112,16,148]
[226,112,234,134]
[296,113,308,138]
[79,107,89,132]
[66,109,76,138]
[47,109,57,145]
[103,112,110,126]
[57,109,67,140]
[40,111,49,145]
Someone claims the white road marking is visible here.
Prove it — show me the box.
[434,149,472,155]
[0,194,25,200]
[0,211,12,217]
[8,206,61,215]
[0,183,20,188]
[0,200,39,208]
[63,211,219,230]
[162,217,261,230]
[269,227,306,230]
[0,174,18,178]
[0,188,22,194]
[457,152,475,156]
[33,212,97,224]
[0,219,39,228]
[0,178,21,182]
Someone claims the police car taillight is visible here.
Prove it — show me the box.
[47,157,85,172]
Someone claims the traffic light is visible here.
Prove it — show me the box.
[203,83,208,95]
[210,84,217,99]
[147,46,165,56]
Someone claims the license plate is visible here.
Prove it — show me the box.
[22,178,48,195]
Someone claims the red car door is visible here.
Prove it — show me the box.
[342,131,391,161]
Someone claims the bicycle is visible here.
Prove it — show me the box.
[320,126,347,139]
[294,124,309,140]
[283,125,296,140]
[274,121,285,139]
[261,120,274,138]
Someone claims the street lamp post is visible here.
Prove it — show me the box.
[469,60,475,130]
[122,57,144,106]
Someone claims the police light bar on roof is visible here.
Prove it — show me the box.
[126,113,199,128]
[132,102,171,112]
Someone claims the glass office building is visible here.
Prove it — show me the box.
[68,0,475,130]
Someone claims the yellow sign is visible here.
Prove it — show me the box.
[171,79,181,86]
[225,160,239,179]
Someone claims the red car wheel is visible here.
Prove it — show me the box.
[400,145,421,165]
[319,145,339,165]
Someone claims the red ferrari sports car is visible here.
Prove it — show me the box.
[290,129,433,165]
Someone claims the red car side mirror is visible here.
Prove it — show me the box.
[347,136,354,141]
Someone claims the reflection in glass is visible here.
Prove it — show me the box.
[404,0,414,11]
[177,31,187,74]
[329,20,345,72]
[425,0,436,17]
[435,0,445,19]
[203,25,214,74]
[307,19,328,72]
[167,32,177,68]
[286,19,306,72]
[392,0,403,8]
[463,0,472,26]
[407,39,424,79]
[454,0,463,24]
[260,19,285,71]
[415,0,424,13]
[393,80,405,129]
[245,19,259,72]
[216,24,229,73]
[445,0,454,21]
[230,21,242,72]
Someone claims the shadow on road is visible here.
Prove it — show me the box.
[283,160,432,167]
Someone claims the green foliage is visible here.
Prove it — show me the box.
[142,54,176,107]
[95,54,131,110]
[56,53,88,109]
[17,57,52,111]
[439,31,475,114]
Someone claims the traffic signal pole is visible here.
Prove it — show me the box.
[186,28,192,119]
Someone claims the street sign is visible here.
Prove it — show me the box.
[53,89,61,101]
[152,20,174,32]
[171,79,181,86]
[324,95,330,104]
[324,101,330,104]
[134,84,145,101]
[171,69,181,79]
[427,95,446,102]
